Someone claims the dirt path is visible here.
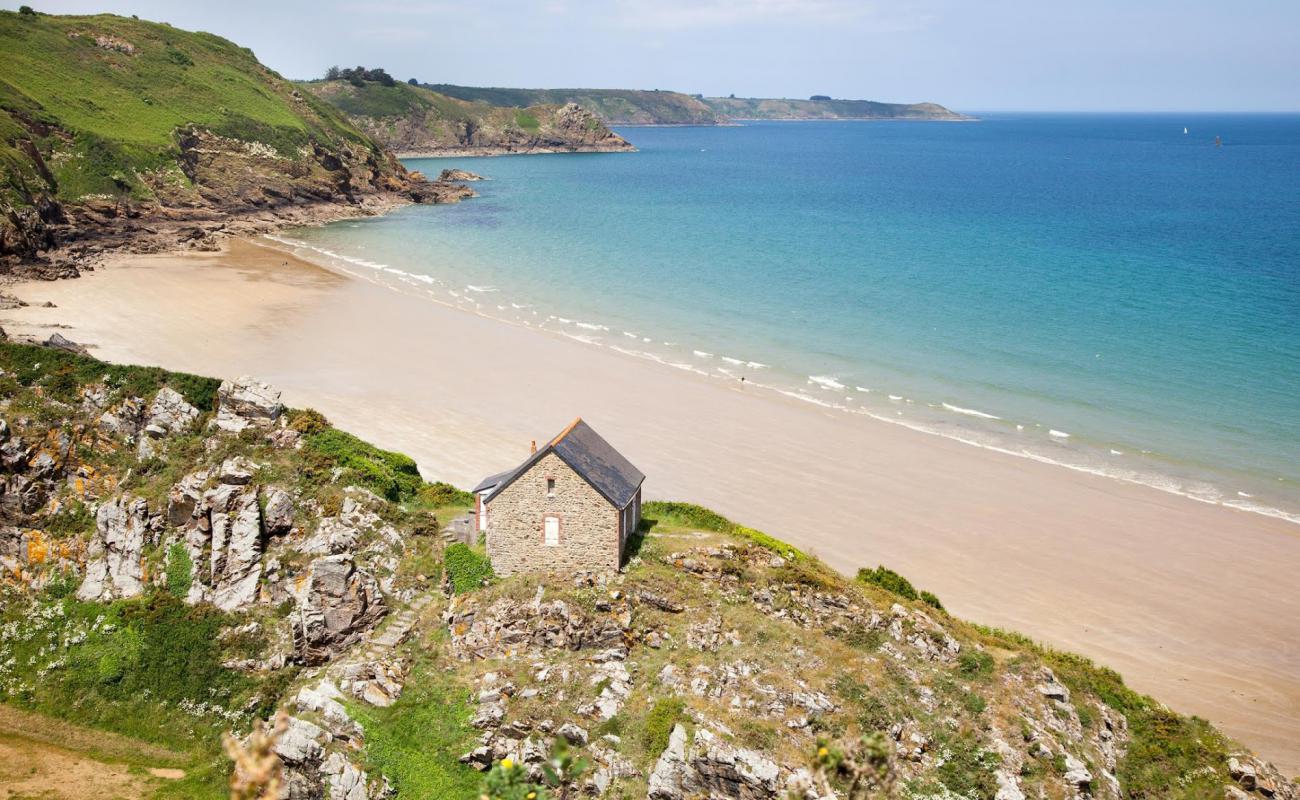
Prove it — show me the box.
[0,706,186,799]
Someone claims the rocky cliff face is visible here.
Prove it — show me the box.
[0,12,477,278]
[304,80,635,156]
[1,103,474,279]
[0,338,1295,800]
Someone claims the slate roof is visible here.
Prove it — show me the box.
[480,418,645,508]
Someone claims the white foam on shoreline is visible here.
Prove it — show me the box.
[942,402,1001,420]
[808,375,846,391]
[257,232,1300,528]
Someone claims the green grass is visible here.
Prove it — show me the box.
[640,500,808,561]
[0,10,375,204]
[303,428,423,502]
[513,110,540,132]
[444,543,494,594]
[346,651,483,799]
[0,340,220,409]
[0,590,281,797]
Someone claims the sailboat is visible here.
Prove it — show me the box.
[1215,135,1223,147]
[1183,127,1188,135]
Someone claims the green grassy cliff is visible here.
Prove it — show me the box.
[424,84,721,125]
[303,78,634,155]
[0,10,462,270]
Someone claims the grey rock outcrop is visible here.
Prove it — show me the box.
[77,496,152,601]
[171,466,268,612]
[294,554,386,664]
[647,724,781,799]
[142,387,200,440]
[215,377,283,432]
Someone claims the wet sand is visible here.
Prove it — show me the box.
[5,239,1298,772]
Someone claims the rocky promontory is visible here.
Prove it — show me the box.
[0,12,478,279]
[303,76,636,156]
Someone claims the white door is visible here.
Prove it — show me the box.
[544,516,560,547]
[478,494,489,531]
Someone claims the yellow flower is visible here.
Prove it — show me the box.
[527,794,537,800]
[500,757,514,770]
[817,746,829,758]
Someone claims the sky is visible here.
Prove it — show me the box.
[9,0,1300,111]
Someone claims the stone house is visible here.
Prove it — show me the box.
[472,419,644,576]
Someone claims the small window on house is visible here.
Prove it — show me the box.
[546,478,556,498]
[544,515,560,547]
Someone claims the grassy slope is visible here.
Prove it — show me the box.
[0,10,374,205]
[423,84,721,125]
[305,80,533,128]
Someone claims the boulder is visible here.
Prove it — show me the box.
[438,168,485,182]
[294,554,386,664]
[263,488,294,535]
[557,722,589,746]
[44,332,88,356]
[218,456,257,485]
[322,751,369,800]
[142,387,200,439]
[215,377,283,432]
[77,496,151,601]
[273,716,329,765]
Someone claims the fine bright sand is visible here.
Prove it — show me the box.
[5,239,1298,773]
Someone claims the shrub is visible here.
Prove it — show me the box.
[642,697,685,755]
[957,650,995,679]
[44,500,95,537]
[419,481,474,508]
[934,732,999,797]
[856,565,918,601]
[165,543,193,597]
[444,543,494,594]
[304,428,422,501]
[287,407,331,435]
[19,5,35,15]
[920,590,944,611]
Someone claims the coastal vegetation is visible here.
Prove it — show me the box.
[424,84,970,124]
[0,11,470,272]
[0,338,1290,799]
[302,74,633,155]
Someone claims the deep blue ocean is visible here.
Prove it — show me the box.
[276,114,1300,522]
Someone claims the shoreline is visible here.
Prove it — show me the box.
[261,231,1300,529]
[3,238,1299,773]
[396,145,637,158]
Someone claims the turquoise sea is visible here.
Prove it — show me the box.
[274,114,1300,523]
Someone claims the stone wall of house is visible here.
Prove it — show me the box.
[485,452,621,576]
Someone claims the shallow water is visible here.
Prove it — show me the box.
[280,114,1300,522]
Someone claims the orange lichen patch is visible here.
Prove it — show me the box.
[294,574,307,593]
[26,531,48,565]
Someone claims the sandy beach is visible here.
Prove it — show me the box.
[4,239,1298,773]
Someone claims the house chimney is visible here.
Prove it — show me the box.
[529,439,537,454]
